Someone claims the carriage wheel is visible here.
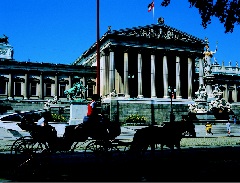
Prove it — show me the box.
[11,136,46,155]
[70,141,88,153]
[84,140,121,159]
[84,141,106,158]
[123,144,131,152]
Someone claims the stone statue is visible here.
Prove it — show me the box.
[110,89,117,97]
[212,84,223,99]
[64,81,87,100]
[195,84,207,100]
[44,95,59,108]
[203,40,217,76]
[209,97,231,113]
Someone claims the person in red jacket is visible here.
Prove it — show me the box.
[83,94,100,126]
[87,94,98,117]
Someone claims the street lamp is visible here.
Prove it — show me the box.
[168,86,176,122]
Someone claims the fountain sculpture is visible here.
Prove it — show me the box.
[188,39,231,120]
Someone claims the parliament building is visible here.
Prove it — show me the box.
[0,19,239,104]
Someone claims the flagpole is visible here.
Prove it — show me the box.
[153,0,154,22]
[96,0,100,96]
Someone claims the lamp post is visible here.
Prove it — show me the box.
[168,86,176,122]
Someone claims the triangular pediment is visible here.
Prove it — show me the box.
[74,22,205,65]
[110,23,203,44]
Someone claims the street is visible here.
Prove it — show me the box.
[0,121,240,181]
[1,145,240,182]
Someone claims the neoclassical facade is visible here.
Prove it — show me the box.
[1,22,239,104]
[0,60,96,100]
[74,21,205,99]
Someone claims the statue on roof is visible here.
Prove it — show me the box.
[0,35,9,44]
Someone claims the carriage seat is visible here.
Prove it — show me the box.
[30,125,57,142]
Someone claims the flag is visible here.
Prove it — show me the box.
[148,1,154,12]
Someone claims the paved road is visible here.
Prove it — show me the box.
[0,121,240,141]
[1,145,240,182]
[1,121,240,181]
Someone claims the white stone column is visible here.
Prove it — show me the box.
[163,56,169,98]
[176,56,182,99]
[24,73,28,99]
[115,71,119,93]
[93,80,96,94]
[39,73,43,99]
[151,54,156,98]
[233,84,237,102]
[188,57,193,99]
[109,51,115,93]
[82,76,87,99]
[8,73,12,99]
[124,52,130,98]
[55,75,58,98]
[105,54,109,95]
[100,53,105,96]
[199,58,204,86]
[224,84,228,101]
[137,53,143,98]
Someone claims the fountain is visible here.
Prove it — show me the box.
[188,39,232,122]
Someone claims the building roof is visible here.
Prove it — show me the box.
[73,22,205,66]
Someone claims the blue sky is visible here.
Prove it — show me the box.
[1,0,239,66]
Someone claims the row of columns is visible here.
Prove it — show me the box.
[2,73,92,100]
[100,50,194,99]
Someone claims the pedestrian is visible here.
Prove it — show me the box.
[226,120,231,136]
[37,115,45,126]
[233,115,237,125]
[205,122,213,135]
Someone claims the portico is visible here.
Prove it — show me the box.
[74,21,205,99]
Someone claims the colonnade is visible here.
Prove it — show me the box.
[0,73,94,100]
[100,50,194,99]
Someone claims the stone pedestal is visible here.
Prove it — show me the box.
[68,101,88,125]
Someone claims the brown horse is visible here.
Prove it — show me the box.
[129,122,194,154]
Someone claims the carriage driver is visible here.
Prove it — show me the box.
[82,94,100,127]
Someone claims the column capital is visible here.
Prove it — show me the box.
[124,48,130,53]
[109,46,116,52]
[101,49,109,56]
[162,49,171,55]
[150,49,157,55]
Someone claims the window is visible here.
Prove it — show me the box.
[46,83,51,96]
[30,83,37,96]
[60,84,66,97]
[15,82,21,96]
[87,85,93,98]
[0,82,6,94]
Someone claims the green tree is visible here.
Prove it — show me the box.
[160,0,240,33]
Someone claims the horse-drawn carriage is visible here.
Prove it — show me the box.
[11,116,123,157]
[11,115,196,160]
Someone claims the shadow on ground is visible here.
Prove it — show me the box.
[1,146,240,182]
